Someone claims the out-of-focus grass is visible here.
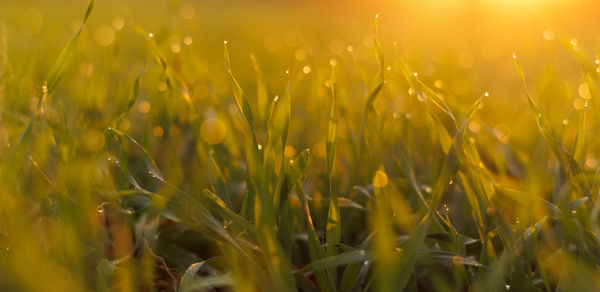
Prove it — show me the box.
[1,0,600,291]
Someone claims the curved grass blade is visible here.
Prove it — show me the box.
[300,250,371,273]
[46,0,95,95]
[179,257,227,292]
[224,41,257,140]
[109,128,163,181]
[416,251,484,268]
[207,151,232,208]
[111,60,149,128]
[358,14,385,182]
[513,55,592,204]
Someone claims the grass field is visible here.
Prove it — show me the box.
[2,0,600,291]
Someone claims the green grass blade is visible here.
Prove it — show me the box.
[326,62,341,287]
[224,41,256,136]
[300,250,371,273]
[249,54,269,124]
[46,0,95,94]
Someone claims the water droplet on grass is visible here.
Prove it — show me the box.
[421,185,432,194]
[543,29,555,40]
[570,38,578,47]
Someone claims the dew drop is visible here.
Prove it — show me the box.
[484,91,489,97]
[421,185,432,194]
[148,33,154,38]
[302,65,311,74]
[126,208,134,215]
[223,40,228,45]
[346,45,354,53]
[542,28,555,41]
[570,38,578,47]
[285,69,289,75]
[413,72,418,77]
[386,66,391,71]
[257,144,263,150]
[375,13,380,19]
[562,119,569,125]
[42,83,48,94]
[512,53,516,59]
[392,112,400,119]
[273,95,279,102]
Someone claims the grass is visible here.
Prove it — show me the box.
[1,0,600,291]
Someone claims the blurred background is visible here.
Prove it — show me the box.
[2,0,600,171]
[2,0,600,123]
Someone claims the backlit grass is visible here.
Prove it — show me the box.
[2,0,600,291]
